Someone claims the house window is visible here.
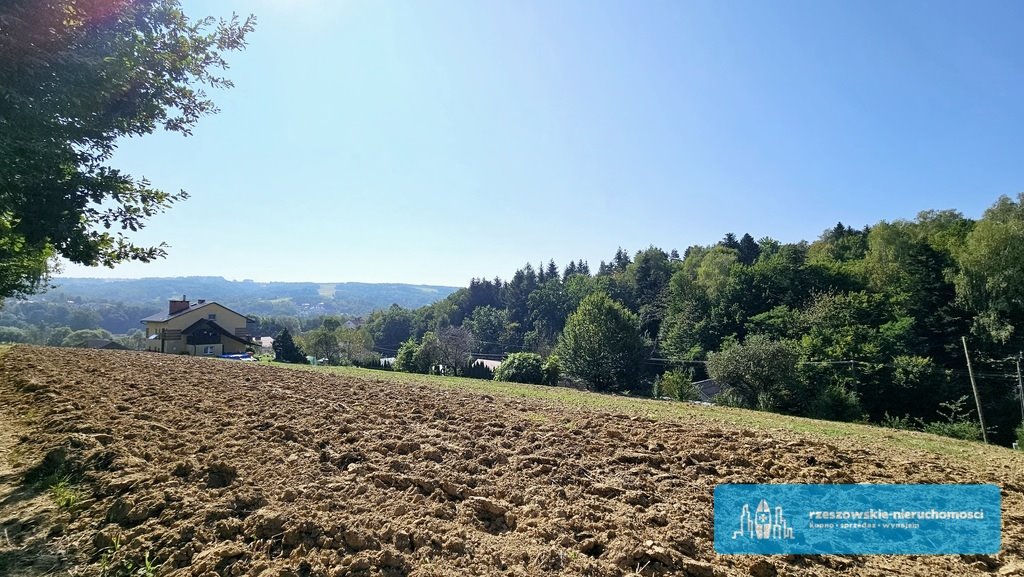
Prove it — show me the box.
[207,313,217,321]
[202,345,215,355]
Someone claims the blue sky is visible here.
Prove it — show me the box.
[60,0,1024,286]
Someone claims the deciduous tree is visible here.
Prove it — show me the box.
[956,193,1024,344]
[556,292,644,391]
[706,335,800,411]
[0,0,255,298]
[437,325,476,375]
[303,328,339,364]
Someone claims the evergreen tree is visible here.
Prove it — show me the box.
[720,233,740,250]
[546,259,560,281]
[466,278,502,310]
[272,329,307,364]
[627,247,673,337]
[613,247,632,272]
[525,263,538,286]
[738,233,760,265]
[502,265,539,332]
[563,261,578,281]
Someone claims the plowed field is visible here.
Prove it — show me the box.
[0,346,1022,576]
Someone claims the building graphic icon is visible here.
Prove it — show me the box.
[732,499,794,540]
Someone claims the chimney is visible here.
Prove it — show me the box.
[168,298,190,315]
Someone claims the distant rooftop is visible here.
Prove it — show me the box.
[140,300,217,323]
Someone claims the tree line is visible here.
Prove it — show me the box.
[345,195,1024,447]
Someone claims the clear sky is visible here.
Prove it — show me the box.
[60,0,1024,287]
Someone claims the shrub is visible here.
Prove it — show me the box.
[809,385,863,422]
[542,354,561,386]
[880,412,915,431]
[656,369,700,401]
[419,332,443,374]
[711,389,746,408]
[922,420,983,442]
[1016,424,1024,449]
[60,328,113,348]
[494,352,544,385]
[393,338,418,373]
[918,396,984,442]
[755,391,780,412]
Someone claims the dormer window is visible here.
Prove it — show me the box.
[208,314,217,321]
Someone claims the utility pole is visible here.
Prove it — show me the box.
[962,336,988,444]
[1016,352,1024,425]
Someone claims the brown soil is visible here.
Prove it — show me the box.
[0,346,1021,577]
[0,381,66,576]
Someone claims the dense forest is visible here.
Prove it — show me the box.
[351,195,1024,446]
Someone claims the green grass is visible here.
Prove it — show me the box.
[261,361,1022,462]
[97,534,158,577]
[48,475,82,510]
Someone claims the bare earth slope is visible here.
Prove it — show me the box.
[0,346,1021,577]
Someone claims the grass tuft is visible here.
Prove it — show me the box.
[49,475,82,510]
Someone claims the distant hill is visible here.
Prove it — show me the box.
[42,276,460,318]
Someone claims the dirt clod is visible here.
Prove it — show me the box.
[206,461,238,488]
[749,559,777,577]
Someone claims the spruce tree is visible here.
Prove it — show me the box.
[546,259,559,281]
[563,261,578,281]
[738,233,761,265]
[720,233,740,250]
[272,328,307,364]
